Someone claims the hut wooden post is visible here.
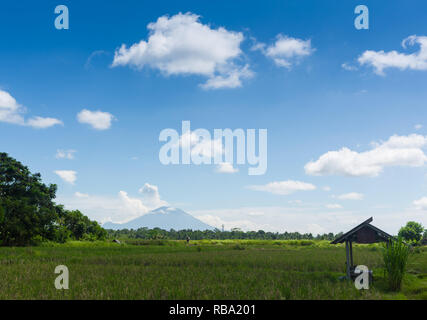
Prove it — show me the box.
[349,240,354,268]
[345,240,351,279]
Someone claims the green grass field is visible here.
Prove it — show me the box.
[0,240,426,300]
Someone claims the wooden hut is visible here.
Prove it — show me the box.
[331,217,392,280]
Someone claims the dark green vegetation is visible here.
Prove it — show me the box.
[383,237,411,291]
[107,227,340,241]
[398,221,425,244]
[0,240,425,300]
[0,153,106,246]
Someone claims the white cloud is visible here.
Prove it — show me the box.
[323,186,331,192]
[57,193,143,224]
[216,162,238,174]
[256,34,314,68]
[191,206,423,235]
[54,170,77,184]
[176,130,224,161]
[358,35,427,75]
[325,203,343,209]
[415,124,423,130]
[247,180,316,195]
[138,183,168,209]
[341,63,358,71]
[305,134,427,177]
[58,184,168,223]
[112,12,251,89]
[118,191,150,216]
[200,64,253,89]
[26,116,63,129]
[337,192,364,200]
[74,192,89,198]
[413,196,427,210]
[56,149,76,160]
[0,90,62,128]
[0,89,24,124]
[77,109,114,130]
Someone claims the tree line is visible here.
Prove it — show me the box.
[106,227,342,241]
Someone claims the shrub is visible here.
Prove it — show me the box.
[398,221,424,244]
[232,244,245,250]
[382,237,410,291]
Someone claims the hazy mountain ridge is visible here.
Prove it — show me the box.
[103,206,214,230]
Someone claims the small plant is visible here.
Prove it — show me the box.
[232,244,245,250]
[382,237,410,291]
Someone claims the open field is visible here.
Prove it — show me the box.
[0,240,426,300]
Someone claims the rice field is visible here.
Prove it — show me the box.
[0,240,426,300]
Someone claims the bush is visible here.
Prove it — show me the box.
[382,237,410,291]
[398,221,424,245]
[232,244,245,250]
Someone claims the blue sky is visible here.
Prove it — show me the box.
[1,0,427,234]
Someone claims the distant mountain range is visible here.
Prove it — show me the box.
[103,206,214,231]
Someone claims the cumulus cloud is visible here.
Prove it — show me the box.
[247,180,316,195]
[112,12,251,89]
[0,90,62,128]
[358,35,427,75]
[56,149,76,160]
[200,64,253,89]
[74,192,89,198]
[26,117,63,129]
[77,109,115,130]
[58,184,168,223]
[138,183,168,209]
[341,62,358,71]
[54,170,77,184]
[255,34,314,68]
[337,192,364,200]
[216,162,238,174]
[118,191,150,216]
[305,134,427,177]
[171,129,224,163]
[413,197,427,210]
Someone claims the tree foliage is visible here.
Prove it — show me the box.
[106,227,339,241]
[0,153,106,246]
[398,221,424,244]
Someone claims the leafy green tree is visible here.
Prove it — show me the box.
[0,153,58,245]
[0,153,106,245]
[398,221,424,244]
[56,205,106,241]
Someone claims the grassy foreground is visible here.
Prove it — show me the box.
[0,240,426,300]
